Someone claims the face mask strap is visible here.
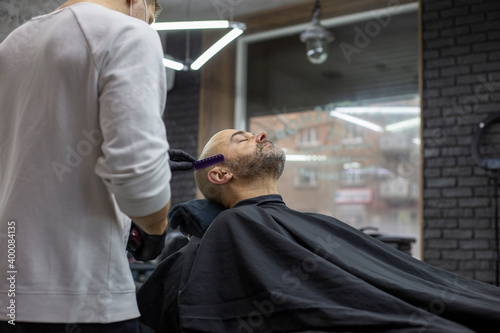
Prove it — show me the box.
[130,0,149,23]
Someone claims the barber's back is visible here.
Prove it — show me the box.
[0,3,168,324]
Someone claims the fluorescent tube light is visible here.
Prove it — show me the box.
[162,58,186,71]
[286,154,327,162]
[334,106,421,115]
[152,20,230,30]
[330,111,384,133]
[190,28,244,70]
[152,21,246,71]
[385,117,421,132]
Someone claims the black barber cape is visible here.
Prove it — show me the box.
[137,195,500,333]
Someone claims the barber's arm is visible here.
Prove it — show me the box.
[127,149,195,261]
[94,23,172,261]
[128,203,170,262]
[168,148,196,172]
[130,202,170,235]
[128,149,194,236]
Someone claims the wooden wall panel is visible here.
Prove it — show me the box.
[198,30,236,153]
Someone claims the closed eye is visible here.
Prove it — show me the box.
[230,131,252,143]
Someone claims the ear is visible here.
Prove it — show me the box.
[207,167,233,185]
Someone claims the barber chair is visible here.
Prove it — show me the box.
[360,226,416,256]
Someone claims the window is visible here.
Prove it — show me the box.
[341,162,366,187]
[237,4,421,257]
[295,168,318,188]
[297,128,319,147]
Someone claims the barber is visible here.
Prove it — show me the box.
[0,1,178,332]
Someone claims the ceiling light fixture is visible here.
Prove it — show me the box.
[286,154,328,162]
[330,111,384,133]
[334,106,421,115]
[162,57,185,71]
[300,0,334,65]
[152,20,246,71]
[385,117,421,132]
[153,20,230,30]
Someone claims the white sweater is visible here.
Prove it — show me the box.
[0,3,170,323]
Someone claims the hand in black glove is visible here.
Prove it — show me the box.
[168,149,196,172]
[126,222,167,262]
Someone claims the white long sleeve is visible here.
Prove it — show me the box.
[0,2,170,323]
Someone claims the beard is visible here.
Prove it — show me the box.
[227,141,286,180]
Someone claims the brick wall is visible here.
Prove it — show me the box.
[162,31,201,207]
[421,0,500,284]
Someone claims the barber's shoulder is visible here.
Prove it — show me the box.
[71,2,156,39]
[70,3,161,64]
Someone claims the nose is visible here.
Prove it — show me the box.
[255,131,267,143]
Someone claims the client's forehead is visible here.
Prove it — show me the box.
[203,130,235,153]
[219,129,241,138]
[211,129,242,144]
[204,129,246,157]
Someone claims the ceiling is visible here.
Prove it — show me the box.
[156,0,311,21]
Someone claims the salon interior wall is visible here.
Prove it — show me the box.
[0,0,63,41]
[0,0,200,206]
[421,0,500,285]
[160,30,201,207]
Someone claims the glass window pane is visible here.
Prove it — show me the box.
[245,9,421,257]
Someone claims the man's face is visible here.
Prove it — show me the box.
[216,130,286,180]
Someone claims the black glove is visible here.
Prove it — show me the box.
[126,222,167,262]
[168,149,196,172]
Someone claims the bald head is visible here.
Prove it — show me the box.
[194,130,232,202]
[194,130,286,204]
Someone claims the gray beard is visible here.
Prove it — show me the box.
[227,142,286,180]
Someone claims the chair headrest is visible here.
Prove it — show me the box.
[168,199,226,238]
